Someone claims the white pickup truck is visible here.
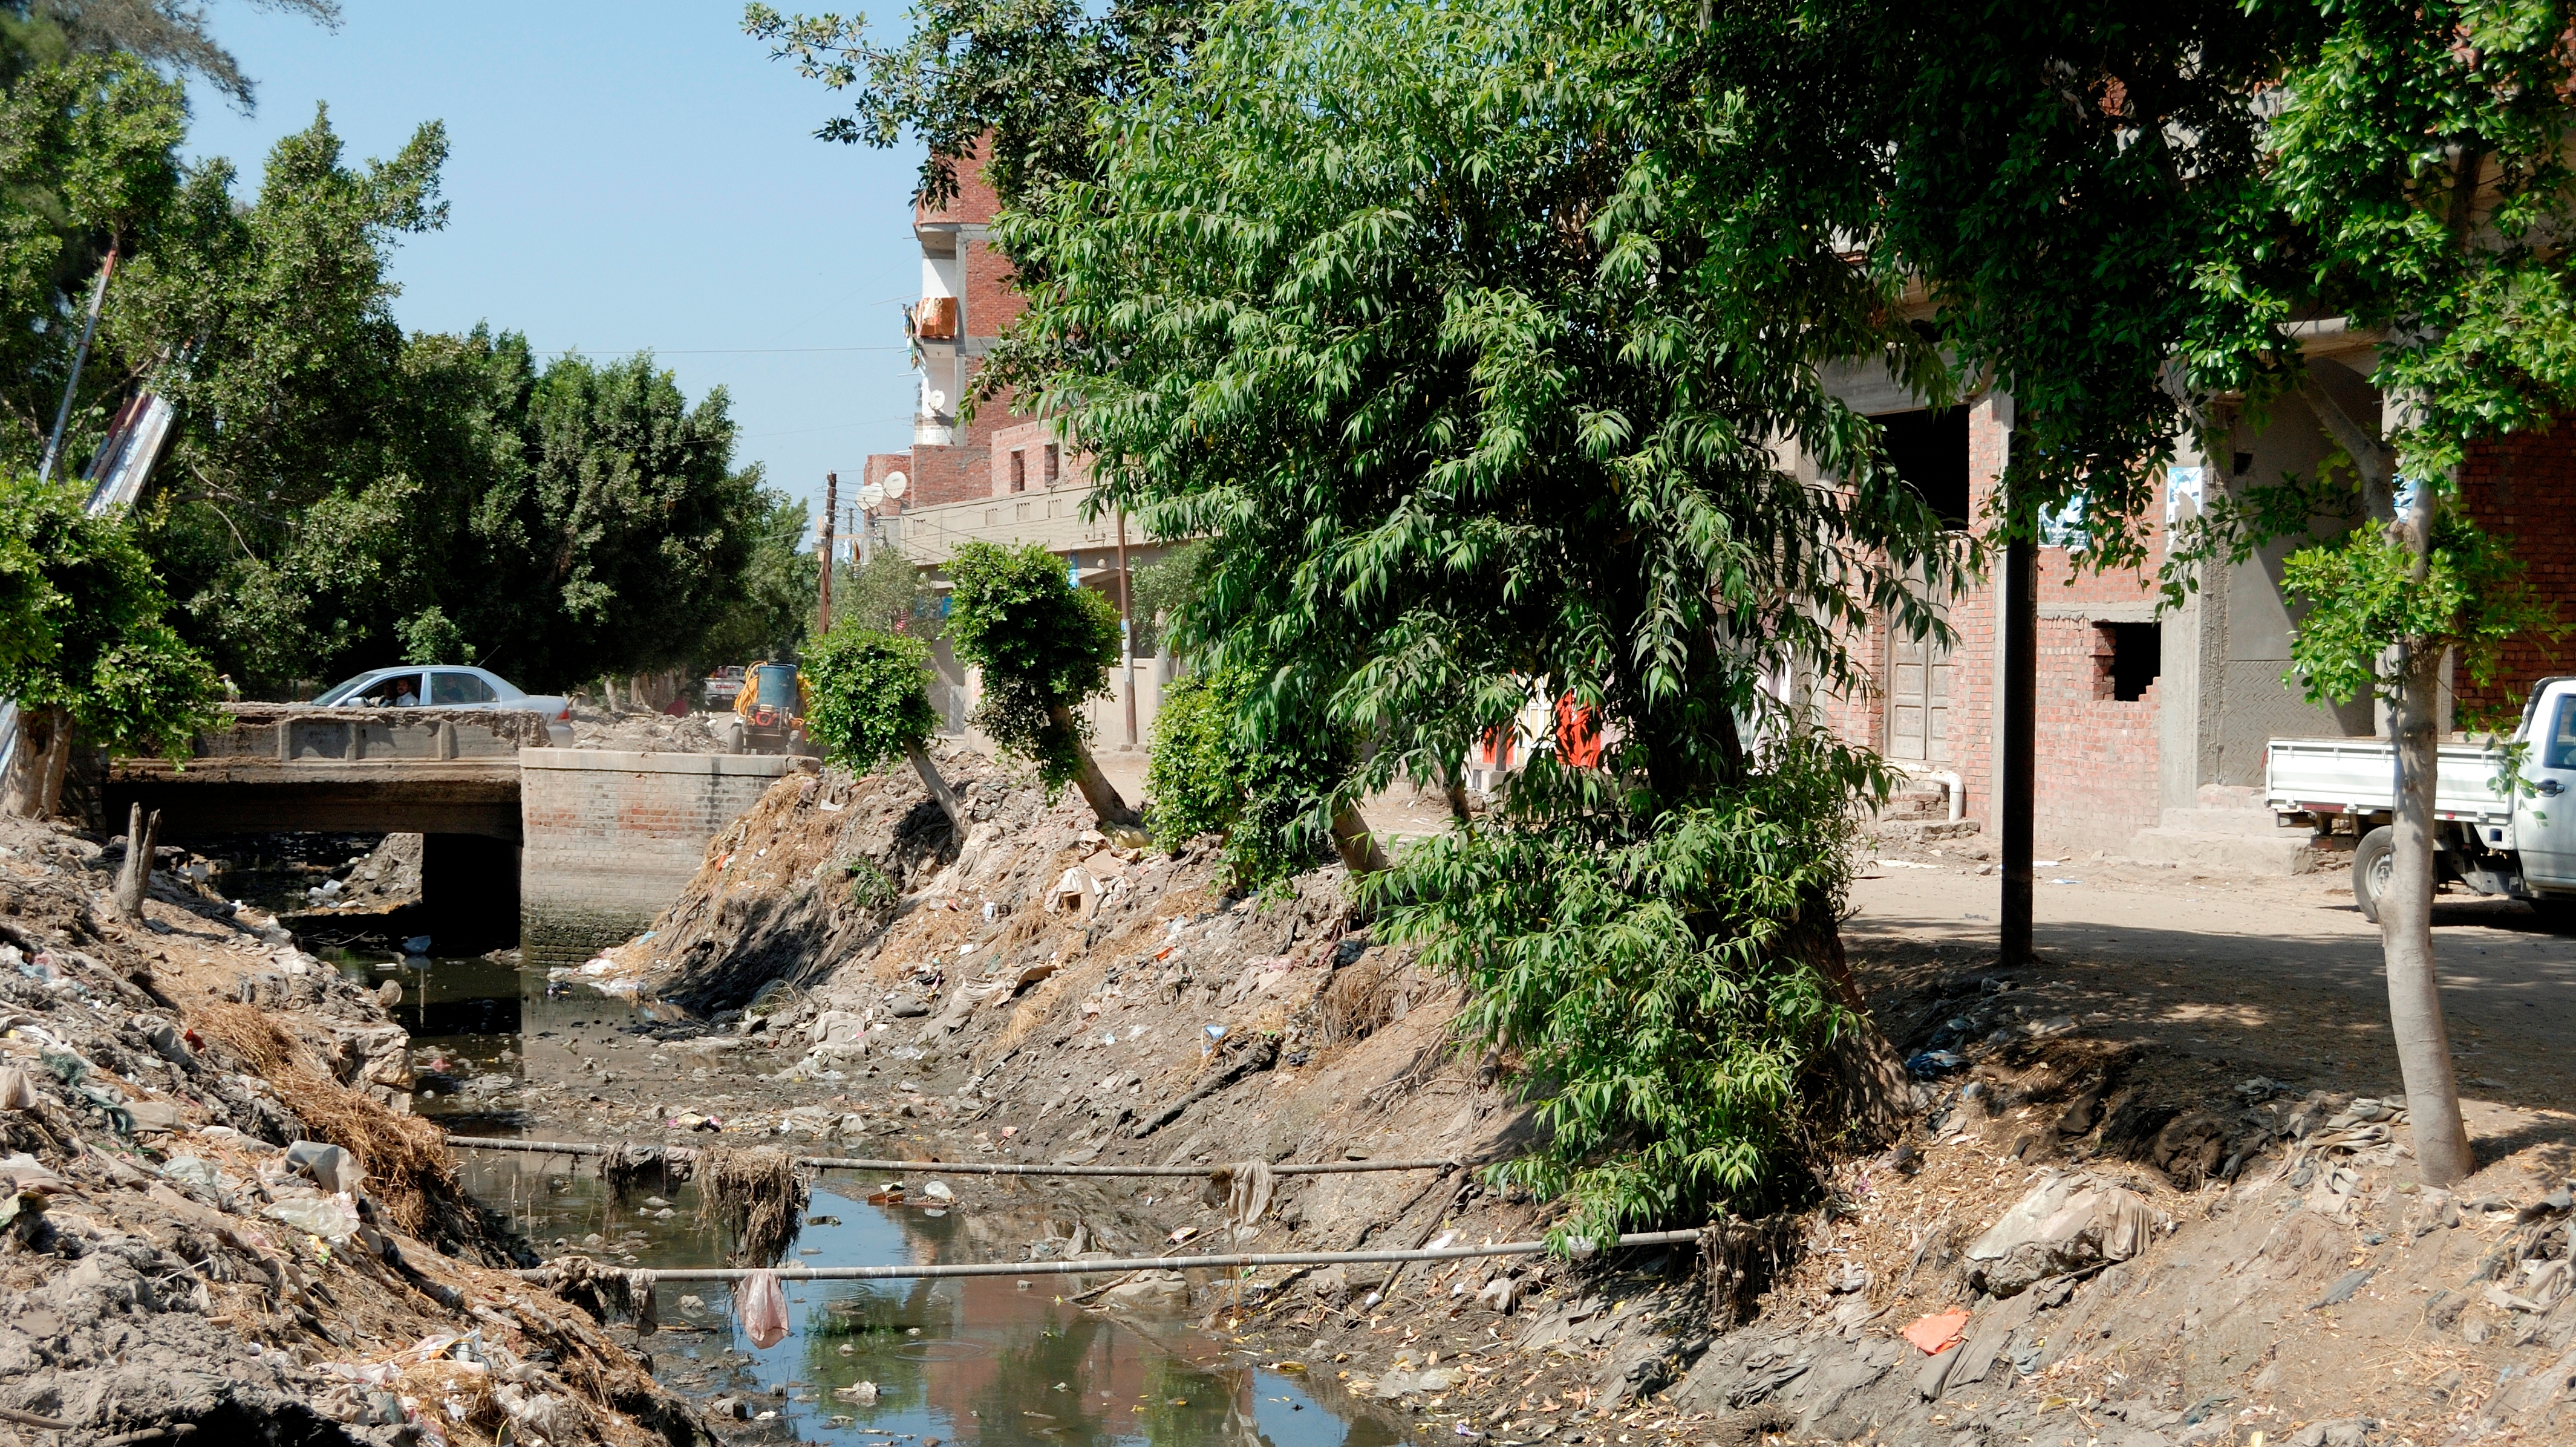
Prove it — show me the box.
[2266,675,2576,925]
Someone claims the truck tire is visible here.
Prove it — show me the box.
[2533,897,2576,932]
[2353,825,2396,925]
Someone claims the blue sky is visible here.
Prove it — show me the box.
[181,1,925,545]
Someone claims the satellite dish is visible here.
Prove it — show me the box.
[927,389,949,412]
[859,481,885,507]
[882,470,909,499]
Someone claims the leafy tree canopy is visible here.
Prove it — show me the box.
[944,539,1120,793]
[4,1,341,111]
[804,620,940,773]
[0,469,217,796]
[0,45,183,461]
[994,0,1960,1234]
[743,0,1199,207]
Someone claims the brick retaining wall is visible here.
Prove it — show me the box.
[518,749,813,965]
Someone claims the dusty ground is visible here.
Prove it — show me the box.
[1847,847,2576,1136]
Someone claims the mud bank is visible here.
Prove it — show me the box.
[0,813,708,1445]
[543,751,2576,1447]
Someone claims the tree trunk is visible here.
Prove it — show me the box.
[1438,758,1472,824]
[34,709,73,818]
[1045,701,1140,828]
[2385,636,2475,1184]
[1330,803,1391,874]
[0,709,42,818]
[905,741,968,837]
[112,802,162,925]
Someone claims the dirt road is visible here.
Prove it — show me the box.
[1849,854,2576,1148]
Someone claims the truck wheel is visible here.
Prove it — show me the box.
[2533,897,2576,932]
[2353,826,2396,925]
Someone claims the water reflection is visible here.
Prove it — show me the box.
[320,944,1388,1447]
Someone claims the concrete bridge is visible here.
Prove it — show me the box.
[106,706,807,958]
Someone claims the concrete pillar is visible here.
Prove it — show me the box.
[2159,435,2213,812]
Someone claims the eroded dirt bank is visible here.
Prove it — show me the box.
[537,749,2576,1447]
[0,814,708,1445]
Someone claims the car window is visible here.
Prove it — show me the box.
[2548,695,2576,772]
[432,671,498,704]
[313,672,376,705]
[353,672,425,707]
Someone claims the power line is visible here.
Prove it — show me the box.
[533,345,910,357]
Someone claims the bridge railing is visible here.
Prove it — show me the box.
[147,703,555,769]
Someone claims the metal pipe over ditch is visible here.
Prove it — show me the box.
[516,1229,1709,1284]
[443,1135,1461,1178]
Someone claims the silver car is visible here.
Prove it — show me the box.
[311,665,575,747]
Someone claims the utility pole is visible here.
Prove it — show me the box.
[1984,392,2034,966]
[1117,509,1138,746]
[2000,532,2036,964]
[37,246,118,486]
[856,501,872,567]
[820,472,836,637]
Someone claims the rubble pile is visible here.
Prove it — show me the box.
[0,815,708,1445]
[550,750,2576,1447]
[567,710,730,755]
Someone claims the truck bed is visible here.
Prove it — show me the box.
[2265,736,2514,824]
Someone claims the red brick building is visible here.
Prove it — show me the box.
[860,147,1182,746]
[1813,338,2571,866]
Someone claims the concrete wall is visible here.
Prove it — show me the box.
[518,749,811,965]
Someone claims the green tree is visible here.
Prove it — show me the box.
[944,540,1138,827]
[0,468,217,816]
[1145,663,1341,886]
[1124,538,1202,660]
[995,0,1953,1236]
[833,545,941,639]
[5,1,342,112]
[458,349,761,686]
[111,107,448,690]
[2182,0,2576,1185]
[699,484,820,668]
[0,47,184,468]
[803,620,965,832]
[743,0,1199,208]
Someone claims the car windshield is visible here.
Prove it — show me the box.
[312,672,379,704]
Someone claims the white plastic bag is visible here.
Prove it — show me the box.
[738,1270,789,1349]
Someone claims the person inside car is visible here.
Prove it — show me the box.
[393,676,420,707]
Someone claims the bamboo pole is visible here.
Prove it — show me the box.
[520,1229,1706,1284]
[443,1135,1458,1177]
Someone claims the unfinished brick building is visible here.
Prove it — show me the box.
[1813,333,2572,868]
[862,148,1180,747]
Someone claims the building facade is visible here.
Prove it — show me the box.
[861,149,1181,749]
[1812,334,2572,867]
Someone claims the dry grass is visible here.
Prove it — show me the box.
[696,1145,810,1266]
[189,997,458,1237]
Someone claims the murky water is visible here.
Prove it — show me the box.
[321,938,1387,1447]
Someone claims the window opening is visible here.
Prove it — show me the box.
[1879,406,1971,528]
[2103,622,2160,702]
[1010,450,1026,493]
[1044,443,1060,486]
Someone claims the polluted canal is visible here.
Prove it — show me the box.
[302,911,1391,1447]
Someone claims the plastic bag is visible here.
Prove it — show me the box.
[267,1192,361,1243]
[0,1067,35,1111]
[161,1156,226,1194]
[738,1270,789,1348]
